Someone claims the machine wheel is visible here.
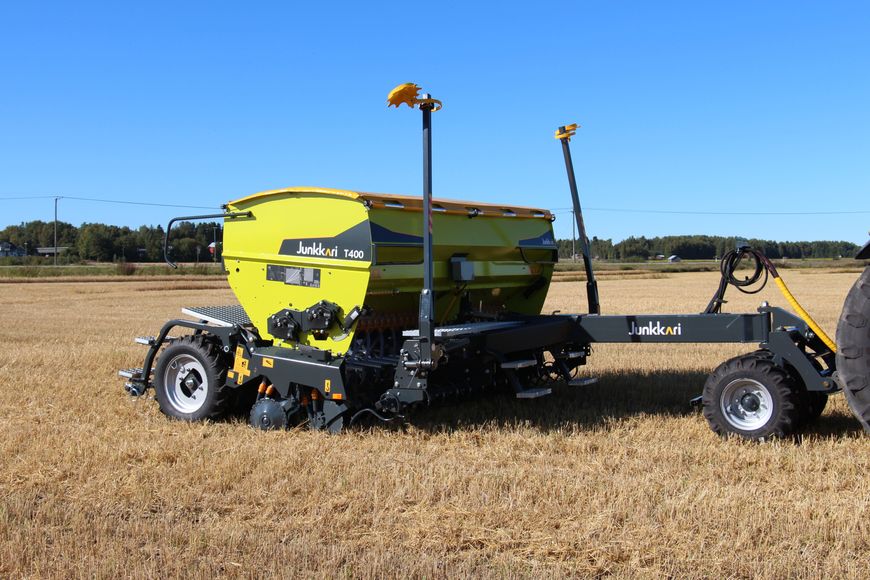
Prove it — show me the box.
[154,336,231,421]
[702,354,799,440]
[250,398,290,430]
[744,349,828,427]
[836,266,870,433]
[798,391,828,425]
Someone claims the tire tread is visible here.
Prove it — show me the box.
[835,266,870,432]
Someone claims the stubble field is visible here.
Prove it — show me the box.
[0,270,867,578]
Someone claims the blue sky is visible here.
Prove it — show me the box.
[1,1,868,243]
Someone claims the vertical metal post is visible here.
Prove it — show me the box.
[213,226,218,263]
[559,130,600,314]
[571,210,576,262]
[418,97,435,365]
[53,196,59,266]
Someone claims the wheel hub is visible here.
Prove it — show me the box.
[163,354,209,414]
[740,393,761,412]
[183,372,200,392]
[720,378,774,431]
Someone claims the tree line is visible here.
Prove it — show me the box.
[558,234,859,260]
[0,220,223,263]
[0,220,860,263]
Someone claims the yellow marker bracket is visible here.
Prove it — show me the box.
[555,123,580,142]
[387,83,442,111]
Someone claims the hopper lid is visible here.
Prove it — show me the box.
[228,186,553,220]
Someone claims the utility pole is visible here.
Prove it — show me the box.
[53,196,60,266]
[212,226,218,263]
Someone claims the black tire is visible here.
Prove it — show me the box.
[797,390,828,425]
[154,336,231,421]
[743,349,828,427]
[702,354,800,440]
[836,266,870,433]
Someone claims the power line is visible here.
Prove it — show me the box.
[62,196,220,210]
[3,194,868,216]
[0,194,219,210]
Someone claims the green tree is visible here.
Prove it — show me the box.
[77,223,115,261]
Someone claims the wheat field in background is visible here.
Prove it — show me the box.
[0,270,867,578]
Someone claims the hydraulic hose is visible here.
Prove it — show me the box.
[771,273,837,353]
[704,248,768,313]
[705,247,837,353]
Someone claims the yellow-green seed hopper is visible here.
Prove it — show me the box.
[222,187,557,354]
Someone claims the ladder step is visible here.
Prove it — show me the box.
[558,351,585,360]
[134,336,175,346]
[501,359,537,370]
[568,377,598,387]
[516,387,552,399]
[119,367,148,379]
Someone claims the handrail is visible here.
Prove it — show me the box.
[163,211,252,268]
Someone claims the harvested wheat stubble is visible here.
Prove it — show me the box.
[0,271,867,578]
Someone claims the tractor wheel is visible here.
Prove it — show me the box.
[836,266,870,433]
[154,336,231,421]
[702,354,800,440]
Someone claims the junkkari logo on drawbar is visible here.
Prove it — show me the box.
[628,321,683,336]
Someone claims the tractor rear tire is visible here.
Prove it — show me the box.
[836,266,870,433]
[154,336,232,421]
[702,354,800,440]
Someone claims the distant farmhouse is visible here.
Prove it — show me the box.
[0,241,26,257]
